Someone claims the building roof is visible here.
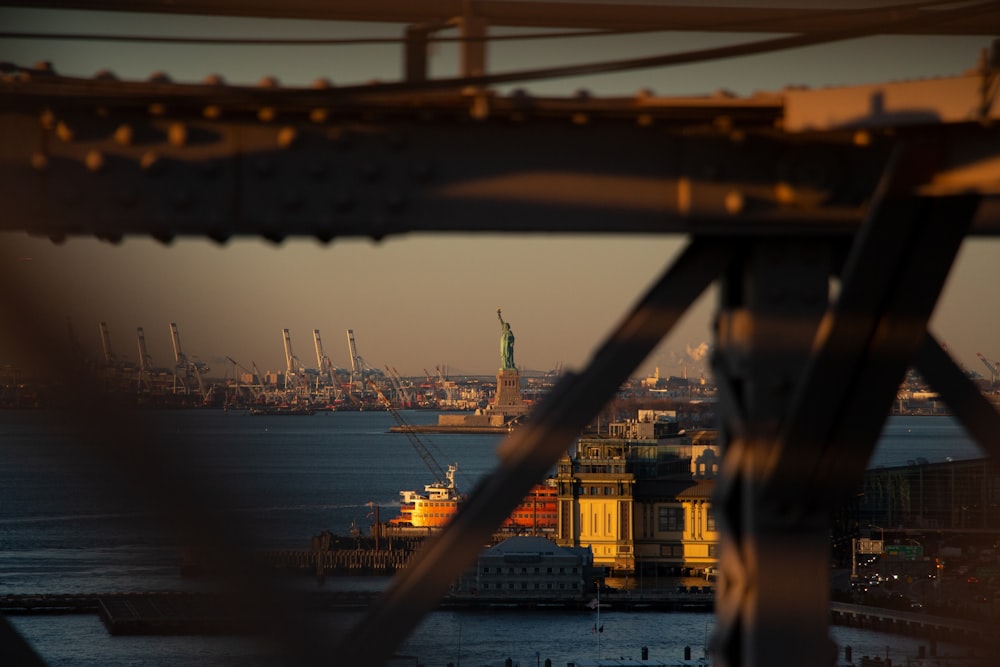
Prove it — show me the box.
[675,478,716,500]
[486,536,564,556]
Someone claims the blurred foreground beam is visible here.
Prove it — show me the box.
[711,140,980,667]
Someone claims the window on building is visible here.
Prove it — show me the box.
[706,506,717,532]
[482,567,489,574]
[660,544,684,558]
[708,544,719,558]
[658,506,685,532]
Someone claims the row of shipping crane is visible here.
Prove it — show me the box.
[87,321,478,410]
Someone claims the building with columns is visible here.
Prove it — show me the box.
[555,423,720,575]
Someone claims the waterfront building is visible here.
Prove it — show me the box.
[555,416,720,575]
[451,536,595,599]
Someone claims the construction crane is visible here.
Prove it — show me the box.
[369,380,449,486]
[977,352,1000,385]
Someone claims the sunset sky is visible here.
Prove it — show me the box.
[2,6,997,379]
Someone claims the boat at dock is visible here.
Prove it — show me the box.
[248,404,316,416]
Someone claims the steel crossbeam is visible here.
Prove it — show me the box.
[710,141,984,667]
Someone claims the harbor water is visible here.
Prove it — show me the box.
[0,409,985,665]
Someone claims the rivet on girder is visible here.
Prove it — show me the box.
[203,105,222,120]
[713,116,734,133]
[114,124,134,146]
[141,151,162,175]
[149,103,167,116]
[148,71,172,83]
[571,112,589,126]
[309,108,329,124]
[774,182,795,205]
[636,114,654,127]
[853,130,872,147]
[203,74,226,86]
[277,126,298,149]
[39,109,55,130]
[469,96,489,121]
[258,107,277,123]
[167,122,188,148]
[258,76,280,88]
[30,152,48,171]
[724,190,745,215]
[85,150,105,173]
[312,77,334,89]
[55,121,74,143]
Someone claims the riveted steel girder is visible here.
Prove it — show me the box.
[710,141,986,667]
[4,1,1000,35]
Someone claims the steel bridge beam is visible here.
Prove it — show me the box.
[4,1,1000,36]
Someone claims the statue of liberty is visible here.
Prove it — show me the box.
[497,308,515,370]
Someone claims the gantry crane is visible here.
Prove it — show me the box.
[280,328,310,397]
[136,327,153,393]
[98,321,116,369]
[977,352,1000,385]
[169,322,208,397]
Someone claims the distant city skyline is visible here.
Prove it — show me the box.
[2,7,998,382]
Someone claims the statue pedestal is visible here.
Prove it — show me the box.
[489,368,529,418]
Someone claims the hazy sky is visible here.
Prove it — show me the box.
[2,7,997,379]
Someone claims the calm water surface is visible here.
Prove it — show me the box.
[0,410,984,665]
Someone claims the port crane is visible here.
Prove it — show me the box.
[169,322,207,397]
[135,327,153,393]
[977,352,1000,385]
[280,328,310,398]
[98,321,117,369]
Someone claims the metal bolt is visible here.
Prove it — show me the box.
[571,112,589,126]
[203,105,222,120]
[114,124,133,146]
[309,108,329,124]
[141,151,162,174]
[724,190,745,215]
[167,122,187,148]
[277,126,298,149]
[148,103,167,116]
[30,152,48,171]
[258,107,277,123]
[55,121,74,142]
[39,109,55,130]
[85,150,105,173]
